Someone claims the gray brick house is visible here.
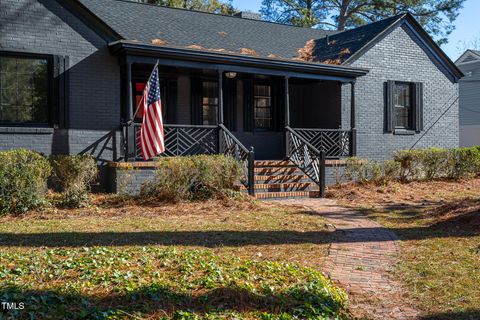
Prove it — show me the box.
[0,0,463,198]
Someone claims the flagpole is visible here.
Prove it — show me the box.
[131,60,160,121]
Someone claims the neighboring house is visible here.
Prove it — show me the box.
[456,50,480,147]
[1,0,462,198]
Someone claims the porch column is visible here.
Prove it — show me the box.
[218,69,224,125]
[284,76,290,127]
[126,60,134,161]
[350,81,357,156]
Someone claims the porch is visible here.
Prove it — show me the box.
[112,42,367,197]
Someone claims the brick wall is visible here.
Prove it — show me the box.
[1,0,121,161]
[343,24,459,161]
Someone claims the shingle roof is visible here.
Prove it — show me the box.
[78,0,336,59]
[310,15,404,64]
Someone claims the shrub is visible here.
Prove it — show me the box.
[343,157,400,185]
[445,147,480,179]
[420,148,448,180]
[394,150,424,181]
[50,155,98,207]
[0,149,51,214]
[140,155,242,202]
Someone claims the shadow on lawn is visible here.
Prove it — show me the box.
[0,284,343,319]
[419,309,480,320]
[0,226,478,248]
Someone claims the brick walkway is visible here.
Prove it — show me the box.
[274,198,420,320]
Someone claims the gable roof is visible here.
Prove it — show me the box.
[74,0,462,80]
[77,0,335,59]
[456,50,480,65]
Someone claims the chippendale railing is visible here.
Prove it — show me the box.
[123,122,255,195]
[219,124,255,196]
[286,126,326,197]
[292,128,353,158]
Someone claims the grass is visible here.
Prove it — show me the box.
[0,196,341,319]
[329,178,480,319]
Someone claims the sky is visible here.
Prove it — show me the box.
[231,0,480,61]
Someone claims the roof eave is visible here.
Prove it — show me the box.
[109,40,369,79]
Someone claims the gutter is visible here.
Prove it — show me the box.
[109,40,369,79]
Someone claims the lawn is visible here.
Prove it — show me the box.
[329,178,480,320]
[0,197,342,319]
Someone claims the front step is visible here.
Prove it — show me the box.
[243,160,320,199]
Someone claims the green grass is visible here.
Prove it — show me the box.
[0,247,347,319]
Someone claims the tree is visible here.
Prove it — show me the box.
[140,0,236,15]
[457,34,480,52]
[260,0,466,45]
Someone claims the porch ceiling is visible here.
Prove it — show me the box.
[109,41,369,83]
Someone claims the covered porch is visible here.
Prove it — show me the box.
[111,41,368,196]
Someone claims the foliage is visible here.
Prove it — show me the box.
[140,155,242,201]
[50,155,98,207]
[260,0,465,44]
[0,247,348,319]
[139,0,236,14]
[0,149,51,215]
[344,146,480,185]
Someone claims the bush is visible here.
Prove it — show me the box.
[343,157,400,185]
[50,155,98,207]
[0,149,51,214]
[445,147,480,179]
[140,155,242,202]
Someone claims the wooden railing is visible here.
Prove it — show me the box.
[218,124,255,196]
[123,122,255,195]
[291,127,354,158]
[286,126,325,197]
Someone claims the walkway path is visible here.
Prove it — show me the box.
[274,198,419,320]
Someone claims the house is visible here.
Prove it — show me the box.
[455,50,480,147]
[1,0,462,198]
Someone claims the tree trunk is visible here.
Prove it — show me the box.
[337,0,349,31]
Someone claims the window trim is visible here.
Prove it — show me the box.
[393,81,414,130]
[253,79,273,131]
[0,51,54,128]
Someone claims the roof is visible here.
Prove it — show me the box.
[77,0,336,59]
[455,50,480,65]
[311,15,404,64]
[75,0,462,80]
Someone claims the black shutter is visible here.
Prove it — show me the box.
[224,78,237,131]
[166,79,177,124]
[414,82,424,132]
[243,78,254,132]
[53,55,69,128]
[191,77,202,125]
[385,80,395,133]
[274,78,285,132]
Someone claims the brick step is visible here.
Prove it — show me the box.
[255,190,320,199]
[254,160,293,167]
[254,174,308,183]
[239,182,314,191]
[254,167,300,175]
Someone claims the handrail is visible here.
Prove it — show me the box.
[286,126,326,197]
[218,124,255,196]
[289,127,352,158]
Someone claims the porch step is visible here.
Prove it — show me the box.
[243,160,319,199]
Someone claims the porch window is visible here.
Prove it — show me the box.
[254,84,272,129]
[202,81,218,125]
[393,82,413,129]
[0,54,50,125]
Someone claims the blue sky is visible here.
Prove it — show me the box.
[231,0,480,60]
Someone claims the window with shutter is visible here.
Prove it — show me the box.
[386,81,424,133]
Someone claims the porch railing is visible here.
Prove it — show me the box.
[123,122,255,196]
[286,126,326,197]
[290,128,355,158]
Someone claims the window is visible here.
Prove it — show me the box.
[393,82,413,129]
[202,81,218,125]
[386,80,423,133]
[0,54,50,125]
[254,84,272,129]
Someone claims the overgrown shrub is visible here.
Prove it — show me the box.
[140,155,242,201]
[445,147,480,179]
[50,155,98,207]
[344,157,400,185]
[0,149,51,214]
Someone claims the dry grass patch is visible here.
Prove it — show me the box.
[329,179,480,319]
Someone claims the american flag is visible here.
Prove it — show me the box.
[139,65,165,160]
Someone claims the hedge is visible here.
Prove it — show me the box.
[140,155,242,201]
